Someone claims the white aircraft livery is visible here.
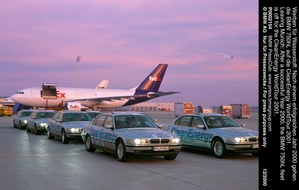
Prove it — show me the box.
[10,64,179,110]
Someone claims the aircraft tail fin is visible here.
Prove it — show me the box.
[135,64,168,92]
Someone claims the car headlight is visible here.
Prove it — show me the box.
[22,120,28,124]
[227,137,246,144]
[234,137,246,143]
[127,139,148,145]
[39,123,48,127]
[170,138,180,144]
[67,128,82,133]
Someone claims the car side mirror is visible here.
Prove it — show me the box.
[157,124,163,129]
[196,124,205,129]
[104,124,114,129]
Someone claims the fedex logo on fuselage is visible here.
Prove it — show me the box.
[40,90,66,98]
[149,76,162,82]
[56,91,66,98]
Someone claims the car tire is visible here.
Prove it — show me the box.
[61,130,70,144]
[212,138,226,158]
[47,128,54,139]
[85,135,96,152]
[34,125,39,135]
[164,155,177,160]
[26,126,30,132]
[116,140,128,162]
[13,120,17,128]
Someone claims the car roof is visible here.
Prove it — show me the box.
[19,110,33,112]
[101,111,147,117]
[180,113,227,117]
[31,109,56,112]
[57,110,87,114]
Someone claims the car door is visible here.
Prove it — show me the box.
[173,116,212,148]
[173,116,193,146]
[91,115,116,151]
[101,116,116,151]
[14,111,22,127]
[50,112,63,136]
[90,115,106,147]
[27,111,36,130]
[190,116,212,148]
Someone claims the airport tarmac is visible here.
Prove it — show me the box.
[0,111,259,190]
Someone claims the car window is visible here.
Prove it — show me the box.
[191,116,204,127]
[94,115,106,127]
[57,113,63,121]
[30,112,36,118]
[115,115,157,129]
[36,112,55,119]
[221,116,240,127]
[52,113,59,120]
[175,116,192,127]
[63,113,91,122]
[204,116,222,128]
[104,116,113,126]
[22,111,32,117]
[115,116,128,129]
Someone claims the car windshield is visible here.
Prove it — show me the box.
[22,111,32,117]
[203,116,241,129]
[63,113,92,122]
[36,112,55,119]
[115,115,157,129]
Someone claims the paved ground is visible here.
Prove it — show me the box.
[0,111,259,190]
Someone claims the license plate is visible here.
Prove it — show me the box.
[153,146,169,151]
[252,144,259,148]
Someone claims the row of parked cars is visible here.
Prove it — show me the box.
[12,109,259,162]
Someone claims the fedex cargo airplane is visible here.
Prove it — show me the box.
[10,64,179,110]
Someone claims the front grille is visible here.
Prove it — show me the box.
[161,139,169,143]
[248,137,258,142]
[150,139,170,144]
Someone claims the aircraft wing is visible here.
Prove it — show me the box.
[71,95,135,102]
[70,91,179,102]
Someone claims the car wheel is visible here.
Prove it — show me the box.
[164,155,177,160]
[19,121,23,130]
[212,138,226,158]
[26,125,30,132]
[85,135,96,152]
[116,140,128,162]
[61,130,70,144]
[34,125,39,135]
[47,128,54,139]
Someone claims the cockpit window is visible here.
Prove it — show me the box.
[16,91,24,94]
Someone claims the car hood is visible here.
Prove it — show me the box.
[211,127,258,137]
[63,121,91,128]
[36,118,51,123]
[117,128,178,139]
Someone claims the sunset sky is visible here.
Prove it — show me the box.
[0,0,258,106]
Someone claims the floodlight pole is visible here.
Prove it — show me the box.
[76,56,81,88]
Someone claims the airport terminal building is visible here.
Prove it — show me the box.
[130,102,174,112]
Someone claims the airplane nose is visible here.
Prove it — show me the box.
[10,94,17,101]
